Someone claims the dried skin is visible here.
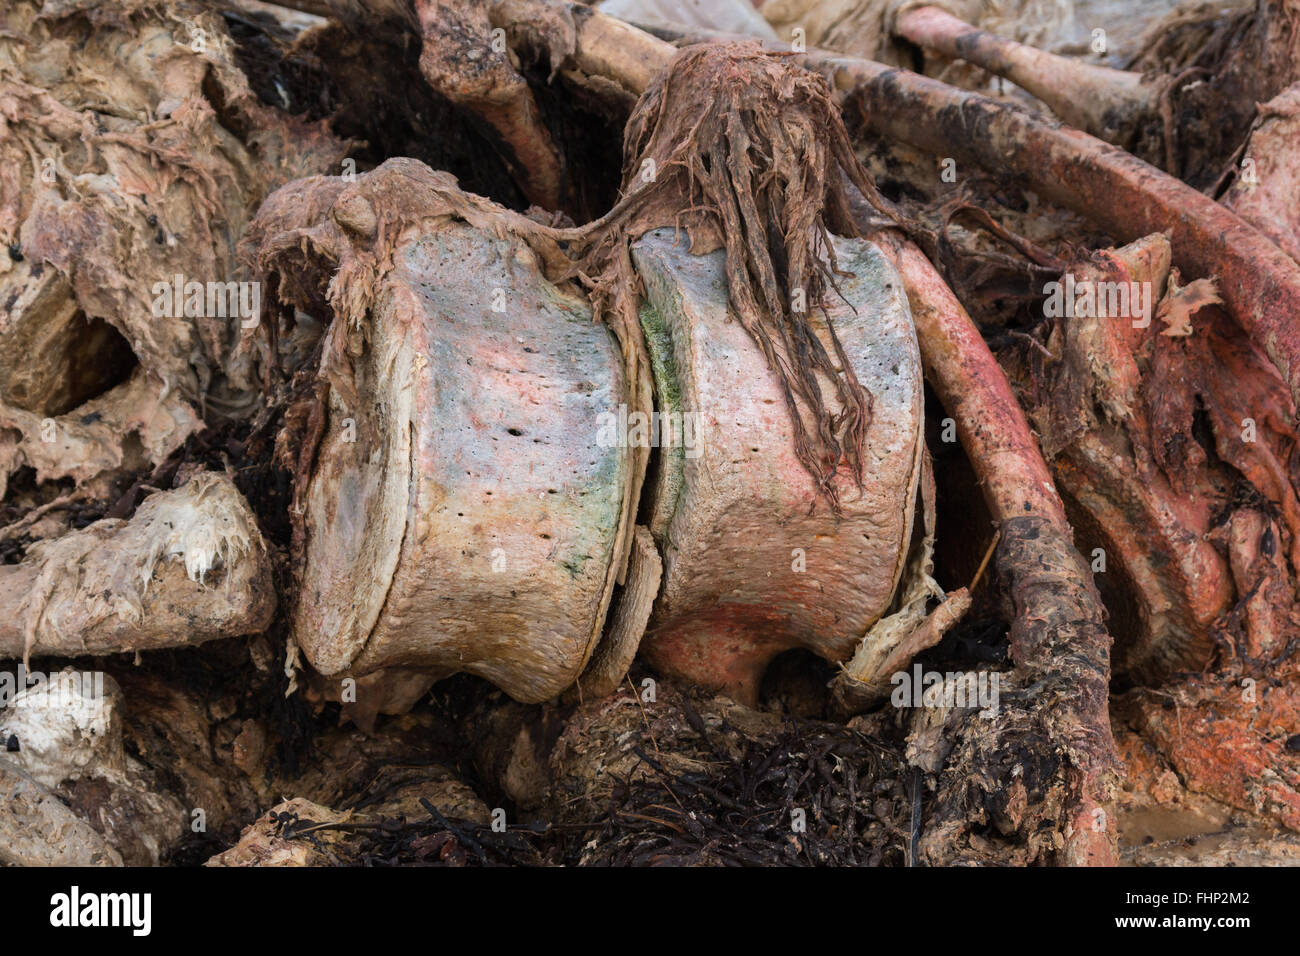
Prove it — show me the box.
[0,367,201,500]
[0,473,275,661]
[0,0,347,420]
[0,758,123,866]
[1024,253,1300,835]
[1001,234,1300,682]
[0,672,187,865]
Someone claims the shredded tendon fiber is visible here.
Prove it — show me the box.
[567,43,906,506]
